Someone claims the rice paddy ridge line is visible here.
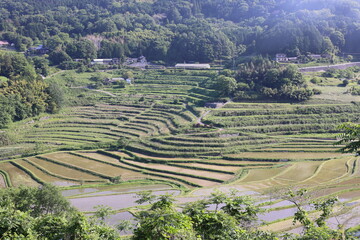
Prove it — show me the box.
[67,188,177,200]
[10,161,45,185]
[124,157,236,175]
[36,156,112,181]
[266,164,302,184]
[238,165,293,185]
[351,158,359,175]
[23,158,102,184]
[316,157,356,184]
[299,157,353,185]
[24,130,127,139]
[0,169,11,187]
[73,151,201,188]
[121,158,225,184]
[124,151,276,167]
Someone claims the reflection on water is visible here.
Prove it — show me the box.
[62,184,172,198]
[70,190,180,212]
[259,207,297,222]
[62,188,98,197]
[53,181,77,187]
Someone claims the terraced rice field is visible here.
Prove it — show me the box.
[1,70,360,232]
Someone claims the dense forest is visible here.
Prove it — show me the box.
[0,0,360,64]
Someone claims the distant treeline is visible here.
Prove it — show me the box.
[0,0,360,63]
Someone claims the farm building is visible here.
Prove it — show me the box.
[175,63,211,69]
[91,58,120,65]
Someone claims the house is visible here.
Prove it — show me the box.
[138,56,147,63]
[91,58,119,65]
[275,53,288,62]
[175,63,211,69]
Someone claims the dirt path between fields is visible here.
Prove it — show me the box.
[70,86,116,97]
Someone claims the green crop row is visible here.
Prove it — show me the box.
[121,125,152,134]
[150,137,273,148]
[207,112,360,123]
[235,123,339,134]
[0,169,12,187]
[126,144,217,158]
[161,134,258,143]
[211,104,360,117]
[24,135,104,143]
[135,80,199,86]
[207,115,360,128]
[134,116,176,132]
[223,156,291,162]
[140,137,280,152]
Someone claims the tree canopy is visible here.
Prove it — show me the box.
[0,0,360,64]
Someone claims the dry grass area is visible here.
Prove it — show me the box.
[312,86,360,103]
[181,163,241,172]
[302,157,353,184]
[130,152,202,161]
[77,152,121,164]
[274,161,322,182]
[237,165,291,183]
[0,174,6,187]
[17,160,67,184]
[0,162,38,187]
[43,153,137,178]
[124,159,233,181]
[155,171,220,187]
[28,157,104,181]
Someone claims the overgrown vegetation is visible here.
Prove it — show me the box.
[0,51,63,128]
